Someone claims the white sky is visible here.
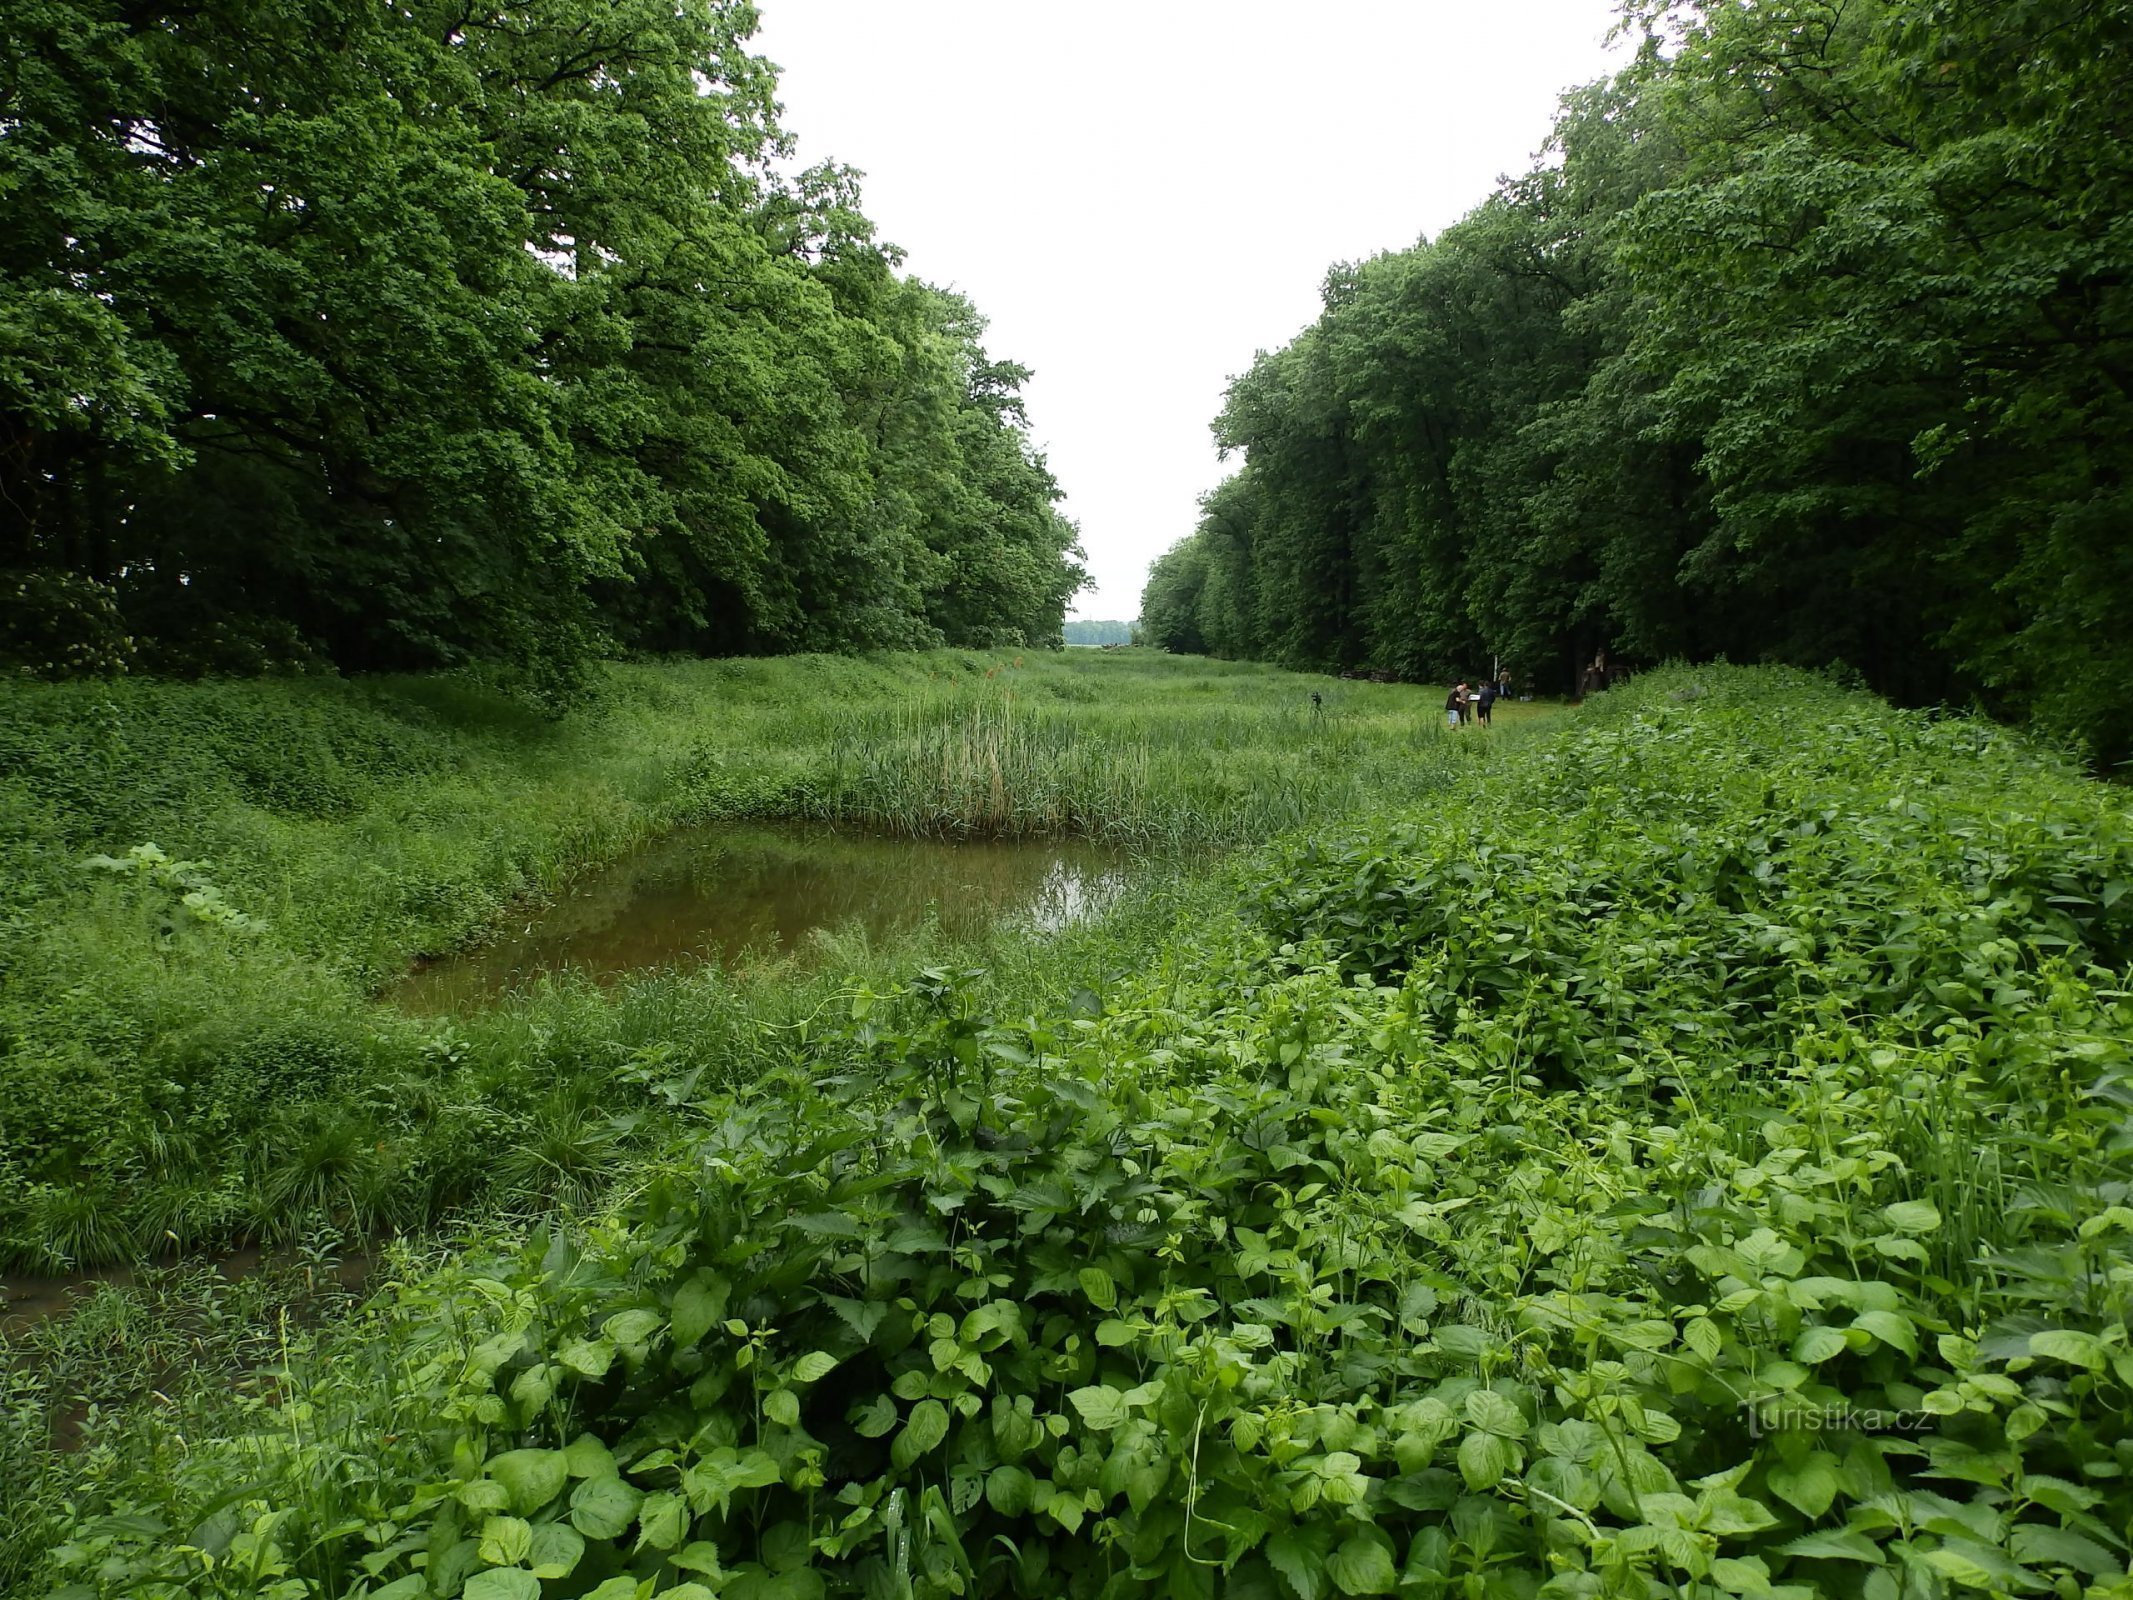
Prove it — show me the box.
[751,1,1631,620]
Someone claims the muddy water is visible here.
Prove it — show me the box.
[395,822,1129,1012]
[1,1247,373,1340]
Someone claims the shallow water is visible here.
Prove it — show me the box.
[1,1246,373,1338]
[394,821,1128,1011]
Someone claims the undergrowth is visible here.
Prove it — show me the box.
[0,651,1472,1270]
[22,666,2133,1600]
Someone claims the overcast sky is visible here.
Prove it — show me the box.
[751,2,1630,620]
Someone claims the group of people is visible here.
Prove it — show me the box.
[1446,669,1513,729]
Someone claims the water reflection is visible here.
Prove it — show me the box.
[395,822,1127,1011]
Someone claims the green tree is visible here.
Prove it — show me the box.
[1155,0,2133,757]
[1,0,1086,684]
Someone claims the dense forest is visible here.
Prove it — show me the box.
[1141,0,2133,762]
[0,0,1085,690]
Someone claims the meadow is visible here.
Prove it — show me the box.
[10,661,2132,1600]
[0,650,1482,1276]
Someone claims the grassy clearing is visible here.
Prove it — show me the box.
[0,650,1475,1268]
[1,649,1487,1587]
[11,665,2131,1600]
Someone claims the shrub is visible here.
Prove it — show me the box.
[0,569,135,680]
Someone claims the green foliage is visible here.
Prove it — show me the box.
[1150,1,2133,761]
[82,843,268,937]
[30,667,2133,1599]
[0,1239,383,1592]
[0,570,136,679]
[0,652,1457,1267]
[0,0,1084,680]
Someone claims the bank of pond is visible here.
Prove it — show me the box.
[394,823,1132,1013]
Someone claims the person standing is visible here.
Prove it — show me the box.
[1476,675,1498,727]
[1445,681,1467,729]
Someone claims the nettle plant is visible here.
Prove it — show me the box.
[48,672,2133,1599]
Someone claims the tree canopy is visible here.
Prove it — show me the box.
[1144,0,2133,762]
[1,0,1085,687]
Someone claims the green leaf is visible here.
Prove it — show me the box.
[1035,1479,1084,1533]
[635,1490,687,1553]
[825,1296,887,1342]
[673,1541,725,1576]
[478,1517,532,1568]
[456,1481,511,1515]
[509,1364,554,1415]
[527,1524,584,1580]
[557,1338,615,1379]
[764,1388,800,1428]
[851,1394,897,1439]
[1882,1201,1942,1234]
[1068,1385,1130,1431]
[731,1450,781,1492]
[463,1571,540,1600]
[1458,1429,1515,1491]
[2027,1329,2106,1369]
[1327,1533,1398,1596]
[2023,1477,2101,1517]
[1922,1537,2044,1592]
[1779,1530,1886,1563]
[604,1309,662,1347]
[2010,1525,2119,1577]
[1267,1525,1330,1600]
[1464,1388,1527,1438]
[569,1476,643,1541]
[791,1350,839,1384]
[563,1435,616,1479]
[1852,1310,1918,1358]
[986,1465,1035,1515]
[1077,1267,1118,1311]
[671,1275,728,1348]
[1101,1434,1172,1513]
[487,1449,568,1515]
[1793,1325,1850,1364]
[1712,1556,1775,1595]
[892,1399,950,1469]
[1765,1454,1842,1519]
[1698,1489,1779,1537]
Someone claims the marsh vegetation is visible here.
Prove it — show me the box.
[7,660,2131,1600]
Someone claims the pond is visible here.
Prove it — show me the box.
[394,822,1129,1011]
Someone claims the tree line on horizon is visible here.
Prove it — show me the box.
[1140,0,2133,763]
[1,0,1085,694]
[1062,618,1134,646]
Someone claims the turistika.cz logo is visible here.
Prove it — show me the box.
[1745,1400,1934,1437]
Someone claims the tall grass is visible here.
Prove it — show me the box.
[805,688,1464,847]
